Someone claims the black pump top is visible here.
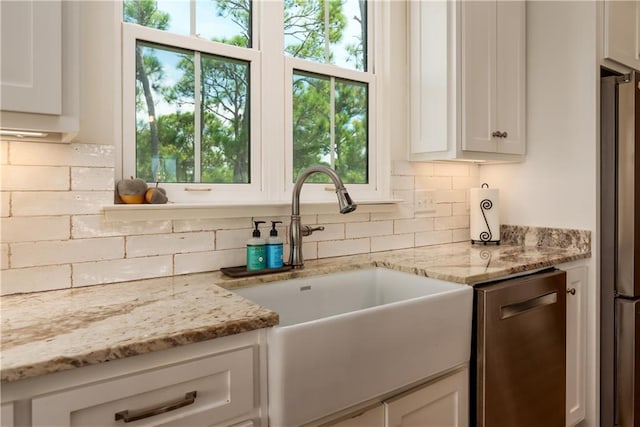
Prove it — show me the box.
[270,220,283,237]
[252,220,265,237]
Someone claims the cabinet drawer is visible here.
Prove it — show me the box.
[31,347,254,427]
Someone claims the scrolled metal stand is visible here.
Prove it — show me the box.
[471,196,500,245]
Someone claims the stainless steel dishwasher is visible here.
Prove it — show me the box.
[472,268,567,427]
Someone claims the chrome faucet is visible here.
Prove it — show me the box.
[289,165,357,268]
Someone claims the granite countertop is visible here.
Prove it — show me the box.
[0,226,591,383]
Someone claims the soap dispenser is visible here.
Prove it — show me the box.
[247,221,266,271]
[266,221,284,269]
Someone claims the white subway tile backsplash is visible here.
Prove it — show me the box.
[304,223,345,242]
[71,167,115,191]
[1,141,8,164]
[10,142,114,167]
[346,221,393,239]
[415,176,452,190]
[1,192,10,217]
[452,176,478,190]
[411,162,435,176]
[415,230,453,247]
[371,233,414,252]
[433,163,470,177]
[303,241,318,261]
[72,215,172,238]
[11,237,124,268]
[432,189,466,204]
[126,232,214,257]
[394,218,434,234]
[1,165,69,191]
[452,202,468,216]
[174,217,251,232]
[317,238,370,258]
[392,160,415,176]
[216,228,252,250]
[317,212,370,224]
[0,153,480,295]
[433,203,453,217]
[175,248,245,275]
[391,175,414,191]
[72,256,173,287]
[8,141,70,166]
[370,201,414,221]
[435,215,470,231]
[1,243,8,269]
[11,191,113,216]
[1,265,71,295]
[452,228,470,242]
[2,216,70,242]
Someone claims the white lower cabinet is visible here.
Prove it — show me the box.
[328,405,385,427]
[32,349,253,426]
[2,331,266,427]
[327,367,468,427]
[386,368,468,427]
[1,402,14,427]
[563,263,588,427]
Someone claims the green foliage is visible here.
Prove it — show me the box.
[127,0,368,186]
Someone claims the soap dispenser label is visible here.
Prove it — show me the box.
[266,244,283,269]
[247,246,266,270]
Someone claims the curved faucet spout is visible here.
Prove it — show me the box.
[289,165,357,268]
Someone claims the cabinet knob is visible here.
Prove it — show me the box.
[500,131,508,138]
[492,131,501,138]
[567,288,576,295]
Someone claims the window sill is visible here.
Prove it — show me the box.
[102,199,403,222]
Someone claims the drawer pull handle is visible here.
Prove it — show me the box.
[500,292,557,319]
[115,391,197,423]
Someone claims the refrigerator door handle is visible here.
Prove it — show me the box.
[500,292,558,320]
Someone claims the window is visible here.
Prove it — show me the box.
[122,0,384,203]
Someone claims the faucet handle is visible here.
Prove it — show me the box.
[301,225,325,237]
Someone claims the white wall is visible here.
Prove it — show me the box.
[479,2,599,426]
[479,2,597,230]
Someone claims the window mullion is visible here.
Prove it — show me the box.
[194,51,202,183]
[330,76,336,169]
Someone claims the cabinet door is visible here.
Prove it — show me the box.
[462,0,525,156]
[462,0,497,154]
[495,0,526,155]
[385,368,468,427]
[565,265,587,426]
[604,0,640,70]
[1,402,14,427]
[0,0,62,115]
[31,347,255,427]
[327,405,384,427]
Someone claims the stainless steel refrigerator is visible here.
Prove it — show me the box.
[601,69,640,427]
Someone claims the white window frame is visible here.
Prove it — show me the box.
[120,0,389,205]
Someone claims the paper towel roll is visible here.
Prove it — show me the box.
[470,184,500,244]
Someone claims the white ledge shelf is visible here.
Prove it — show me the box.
[103,199,403,222]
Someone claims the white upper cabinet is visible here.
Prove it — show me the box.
[462,1,525,156]
[409,1,526,162]
[604,0,640,71]
[0,0,79,141]
[1,0,61,115]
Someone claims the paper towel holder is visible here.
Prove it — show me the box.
[471,183,501,245]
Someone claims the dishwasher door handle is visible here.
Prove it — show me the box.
[500,292,558,319]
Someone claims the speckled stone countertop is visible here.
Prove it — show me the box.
[0,226,590,383]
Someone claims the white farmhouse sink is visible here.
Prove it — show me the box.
[234,267,473,426]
